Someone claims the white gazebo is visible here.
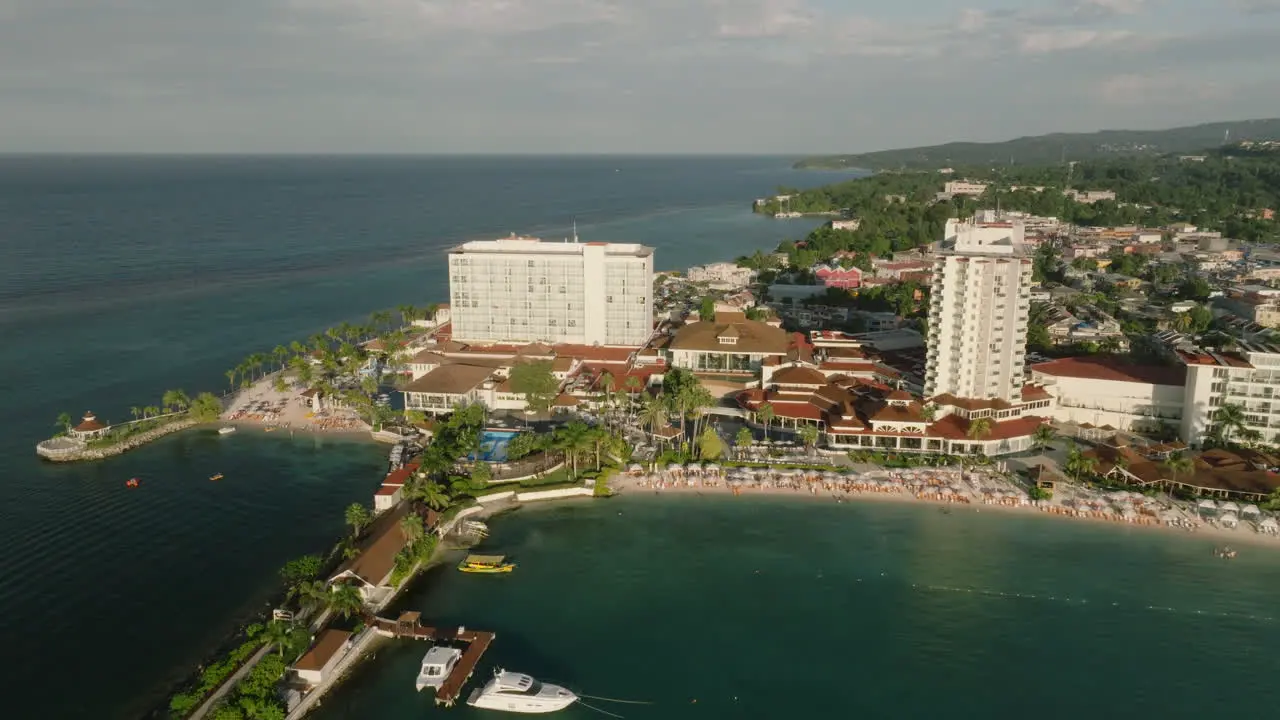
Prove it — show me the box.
[69,412,110,440]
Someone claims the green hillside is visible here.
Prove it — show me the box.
[795,118,1280,170]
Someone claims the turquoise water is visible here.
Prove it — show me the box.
[475,430,521,463]
[313,496,1280,719]
[0,156,855,717]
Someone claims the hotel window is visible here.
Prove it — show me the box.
[607,296,614,303]
[637,296,646,304]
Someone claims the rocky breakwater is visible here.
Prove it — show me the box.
[36,419,200,462]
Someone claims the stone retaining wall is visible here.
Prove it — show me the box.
[36,419,199,462]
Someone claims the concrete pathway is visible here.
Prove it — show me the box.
[189,644,271,720]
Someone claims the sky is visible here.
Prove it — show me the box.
[1,0,1278,154]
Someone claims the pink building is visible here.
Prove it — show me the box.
[814,264,863,289]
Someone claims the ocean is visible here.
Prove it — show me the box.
[313,496,1280,720]
[0,155,852,718]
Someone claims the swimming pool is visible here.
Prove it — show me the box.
[474,429,520,462]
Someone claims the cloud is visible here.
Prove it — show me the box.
[0,0,1275,153]
[1098,73,1230,105]
[1019,29,1134,54]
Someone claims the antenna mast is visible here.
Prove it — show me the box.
[573,219,579,243]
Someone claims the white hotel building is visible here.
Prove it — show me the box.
[925,217,1032,405]
[448,235,655,346]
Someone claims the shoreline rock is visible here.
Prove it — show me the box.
[36,419,201,462]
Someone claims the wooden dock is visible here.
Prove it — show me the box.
[369,612,496,707]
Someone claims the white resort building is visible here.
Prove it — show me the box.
[448,234,654,346]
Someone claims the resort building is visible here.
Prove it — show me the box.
[925,217,1031,404]
[328,503,414,604]
[813,264,863,289]
[1178,339,1280,446]
[290,629,354,687]
[667,311,792,375]
[942,180,989,197]
[1031,356,1186,433]
[447,234,654,346]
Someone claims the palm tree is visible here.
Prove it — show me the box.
[294,580,330,615]
[55,412,71,434]
[554,422,594,477]
[399,513,424,545]
[640,396,668,437]
[598,371,615,414]
[1162,451,1193,489]
[162,389,190,413]
[143,405,160,420]
[130,406,141,421]
[225,369,237,391]
[684,384,716,443]
[413,481,451,511]
[1032,424,1057,453]
[344,503,371,537]
[797,424,819,449]
[1064,442,1098,482]
[966,417,993,441]
[327,583,365,620]
[734,427,754,458]
[273,345,290,370]
[261,619,294,657]
[1213,402,1247,445]
[624,376,643,418]
[756,403,775,441]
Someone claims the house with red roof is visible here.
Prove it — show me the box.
[813,264,863,290]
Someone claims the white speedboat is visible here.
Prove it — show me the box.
[218,426,236,435]
[466,670,577,713]
[415,646,463,691]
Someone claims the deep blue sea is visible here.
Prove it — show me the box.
[0,156,851,718]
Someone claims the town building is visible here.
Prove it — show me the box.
[813,264,863,289]
[1031,357,1185,433]
[830,219,862,231]
[942,180,989,196]
[1064,189,1117,204]
[686,262,757,289]
[447,234,654,346]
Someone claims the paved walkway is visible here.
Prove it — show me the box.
[189,644,271,720]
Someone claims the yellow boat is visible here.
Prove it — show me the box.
[458,554,516,574]
[210,473,224,481]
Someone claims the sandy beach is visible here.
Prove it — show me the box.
[221,374,370,434]
[611,464,1280,550]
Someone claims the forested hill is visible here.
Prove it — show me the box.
[794,118,1280,170]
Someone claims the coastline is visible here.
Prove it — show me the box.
[610,473,1280,550]
[37,418,201,462]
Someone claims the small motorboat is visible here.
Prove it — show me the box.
[466,670,577,714]
[125,478,140,488]
[458,554,516,574]
[210,473,224,481]
[415,646,463,692]
[218,426,236,436]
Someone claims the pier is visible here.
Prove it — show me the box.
[371,611,496,706]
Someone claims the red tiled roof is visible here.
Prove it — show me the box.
[73,413,106,432]
[1021,384,1053,402]
[886,389,912,401]
[294,629,352,673]
[771,365,828,386]
[1032,356,1186,386]
[375,485,401,496]
[928,415,1046,441]
[553,344,637,363]
[383,467,412,487]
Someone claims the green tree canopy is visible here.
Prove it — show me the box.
[510,360,560,415]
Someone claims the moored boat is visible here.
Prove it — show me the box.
[218,426,236,435]
[458,554,516,574]
[466,670,577,713]
[415,646,463,692]
[210,473,224,481]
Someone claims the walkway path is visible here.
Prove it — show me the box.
[188,644,270,720]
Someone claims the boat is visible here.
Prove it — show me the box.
[218,426,236,435]
[264,427,277,433]
[125,478,140,488]
[466,670,577,714]
[458,554,516,574]
[210,473,224,481]
[415,646,463,692]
